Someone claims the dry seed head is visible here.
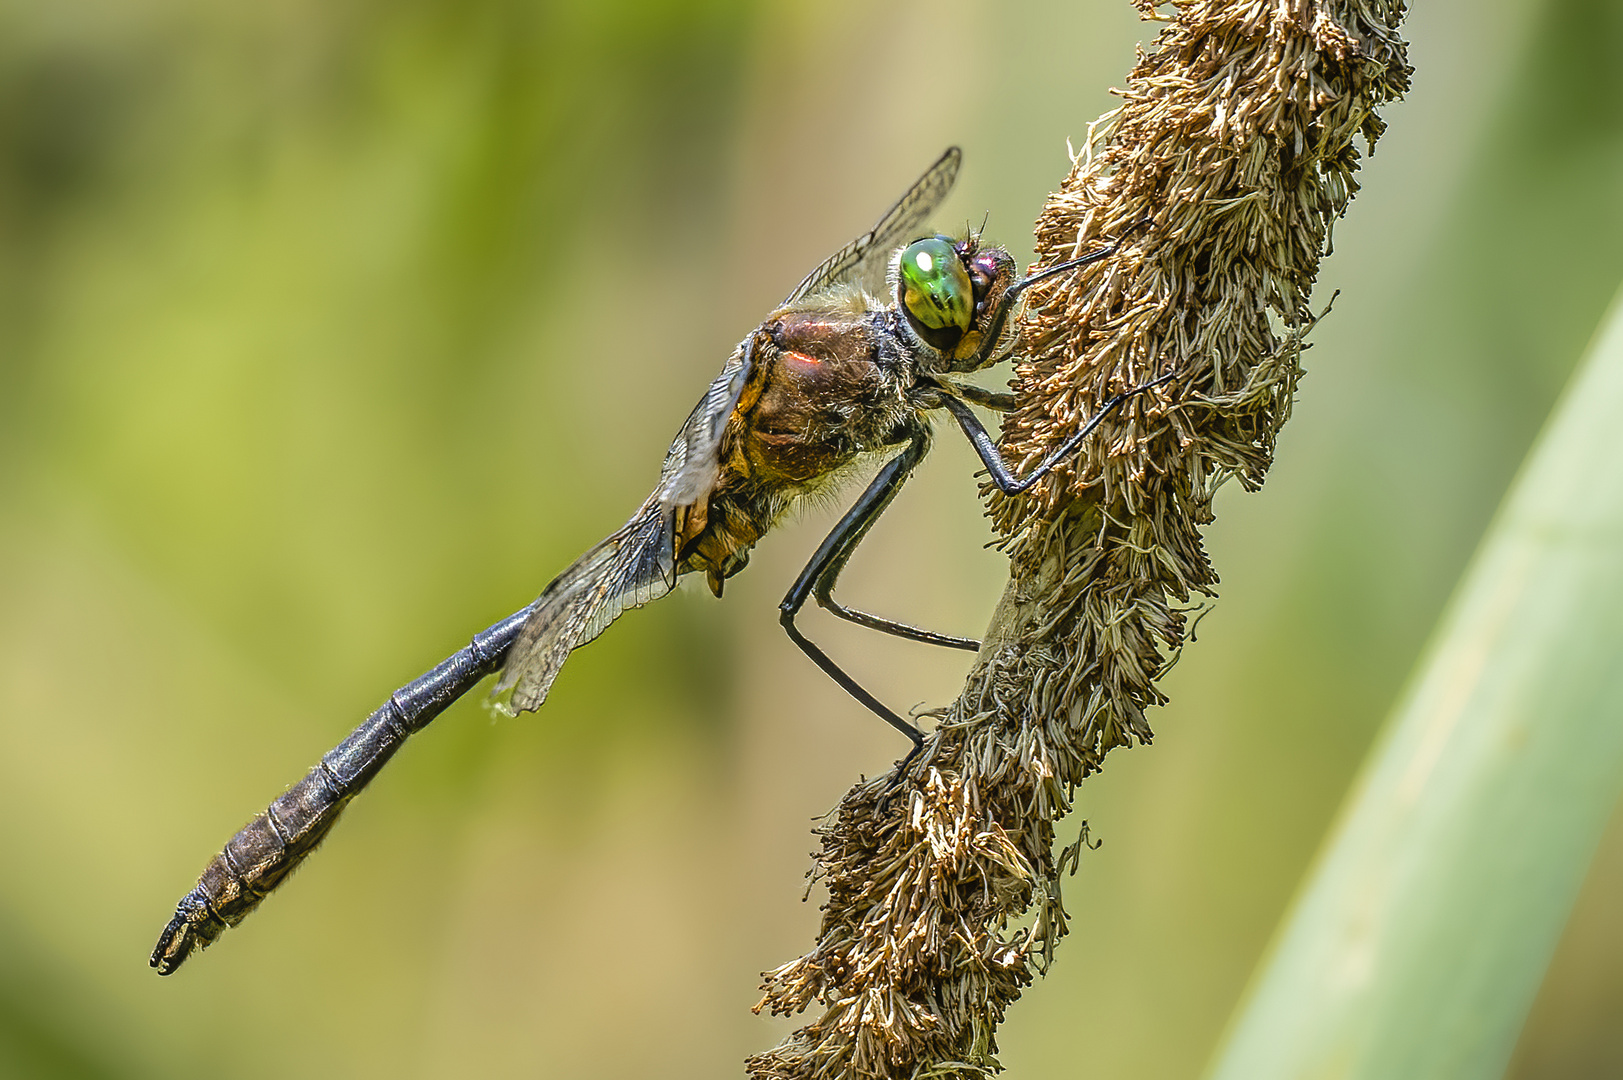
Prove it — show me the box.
[748,3,1410,1078]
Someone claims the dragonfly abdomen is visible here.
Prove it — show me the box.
[150,712,397,973]
[150,610,528,974]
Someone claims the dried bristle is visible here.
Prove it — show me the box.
[747,3,1411,1079]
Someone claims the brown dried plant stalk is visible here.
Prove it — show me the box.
[746,2,1410,1078]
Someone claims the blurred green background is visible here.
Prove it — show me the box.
[2,0,1621,1077]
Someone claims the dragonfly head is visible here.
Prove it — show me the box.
[896,234,1019,373]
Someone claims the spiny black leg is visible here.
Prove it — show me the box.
[965,242,1121,369]
[788,426,978,651]
[779,430,939,751]
[779,615,923,751]
[815,594,978,651]
[940,372,1174,495]
[951,383,1019,412]
[806,462,973,650]
[1006,243,1122,296]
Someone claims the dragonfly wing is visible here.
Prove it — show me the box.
[782,146,961,305]
[497,332,761,714]
[660,334,755,509]
[495,494,676,714]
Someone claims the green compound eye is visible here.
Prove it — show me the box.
[899,237,972,352]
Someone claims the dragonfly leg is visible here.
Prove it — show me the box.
[950,383,1019,412]
[779,430,942,751]
[960,243,1121,370]
[939,372,1174,495]
[817,592,979,651]
[792,424,980,651]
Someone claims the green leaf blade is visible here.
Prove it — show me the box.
[1206,284,1623,1080]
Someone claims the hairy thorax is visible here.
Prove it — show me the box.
[675,303,915,596]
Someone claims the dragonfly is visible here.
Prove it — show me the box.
[150,146,1167,975]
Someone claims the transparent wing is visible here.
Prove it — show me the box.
[782,146,962,305]
[496,332,762,713]
[495,494,676,714]
[659,334,754,509]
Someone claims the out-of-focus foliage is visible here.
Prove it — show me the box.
[1210,287,1623,1080]
[1,0,1620,1078]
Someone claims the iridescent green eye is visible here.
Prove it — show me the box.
[899,237,972,351]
